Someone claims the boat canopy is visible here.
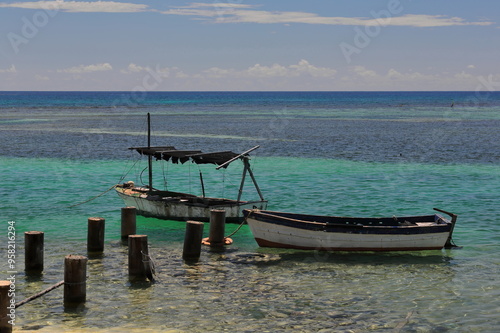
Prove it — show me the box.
[130,146,241,167]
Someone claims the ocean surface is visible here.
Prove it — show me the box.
[0,91,499,332]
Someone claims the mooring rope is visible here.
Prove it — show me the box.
[141,250,159,282]
[225,215,248,239]
[15,280,64,308]
[68,184,117,208]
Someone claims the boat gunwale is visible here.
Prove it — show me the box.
[116,185,268,206]
[244,209,452,233]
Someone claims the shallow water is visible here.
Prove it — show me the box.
[1,92,499,332]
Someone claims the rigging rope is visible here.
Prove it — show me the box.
[68,184,117,208]
[188,162,191,193]
[118,155,142,184]
[162,160,168,190]
[70,148,142,209]
[139,166,148,186]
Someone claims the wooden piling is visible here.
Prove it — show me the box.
[202,209,232,247]
[25,231,44,274]
[128,235,150,281]
[0,281,13,333]
[183,221,204,261]
[209,209,226,244]
[64,255,87,308]
[87,217,105,253]
[121,207,137,240]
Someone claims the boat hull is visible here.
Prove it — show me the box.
[244,210,454,251]
[116,186,267,222]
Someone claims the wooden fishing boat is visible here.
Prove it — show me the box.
[243,208,458,251]
[116,114,267,222]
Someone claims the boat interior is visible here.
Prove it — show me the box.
[251,210,448,226]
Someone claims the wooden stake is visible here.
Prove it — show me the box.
[128,235,150,281]
[209,210,226,244]
[25,231,44,275]
[64,255,87,308]
[202,210,232,247]
[183,221,204,261]
[121,207,137,240]
[87,217,105,253]
[0,281,13,333]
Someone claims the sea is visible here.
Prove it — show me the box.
[0,91,499,332]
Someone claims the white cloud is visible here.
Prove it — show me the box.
[201,60,337,79]
[467,65,476,69]
[383,14,492,27]
[120,63,185,78]
[0,65,17,73]
[455,71,474,80]
[247,63,288,77]
[202,67,236,79]
[289,59,337,77]
[121,63,152,74]
[194,63,492,91]
[385,69,435,81]
[0,1,149,13]
[58,63,112,74]
[180,3,254,10]
[387,68,403,79]
[162,3,494,27]
[339,66,492,91]
[353,66,376,77]
[0,2,492,27]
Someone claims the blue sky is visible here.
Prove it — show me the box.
[0,0,498,91]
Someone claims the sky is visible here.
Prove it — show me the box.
[0,0,499,91]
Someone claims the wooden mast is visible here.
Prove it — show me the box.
[147,113,153,192]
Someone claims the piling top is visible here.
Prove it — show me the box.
[0,281,11,288]
[129,234,147,238]
[186,220,204,225]
[65,255,88,261]
[88,217,105,222]
[25,231,44,235]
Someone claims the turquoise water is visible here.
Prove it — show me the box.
[1,91,499,332]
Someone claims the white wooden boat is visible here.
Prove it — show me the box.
[243,208,458,251]
[116,114,267,222]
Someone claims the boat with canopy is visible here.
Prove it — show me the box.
[116,114,267,222]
